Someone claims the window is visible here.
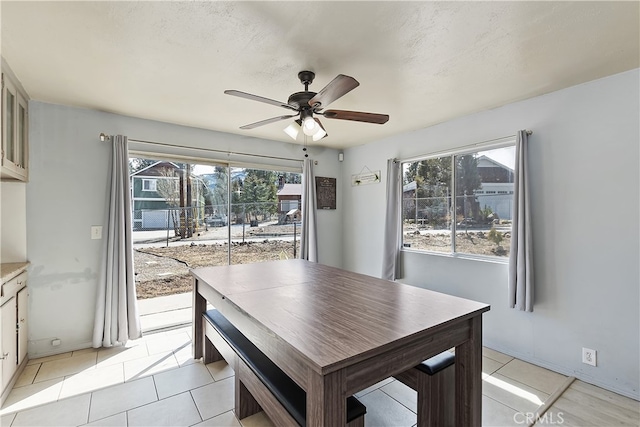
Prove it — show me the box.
[281,199,299,212]
[402,143,515,258]
[142,179,157,192]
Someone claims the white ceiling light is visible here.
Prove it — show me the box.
[310,126,326,141]
[283,119,326,141]
[302,116,319,136]
[284,120,301,140]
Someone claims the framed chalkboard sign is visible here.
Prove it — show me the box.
[315,177,336,210]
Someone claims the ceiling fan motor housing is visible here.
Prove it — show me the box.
[288,92,317,110]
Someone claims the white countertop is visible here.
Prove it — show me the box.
[1,262,29,283]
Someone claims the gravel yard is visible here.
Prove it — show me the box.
[402,229,511,257]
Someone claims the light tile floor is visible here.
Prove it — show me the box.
[1,326,638,427]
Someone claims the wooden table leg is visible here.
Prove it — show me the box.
[306,370,345,427]
[235,357,262,419]
[192,277,206,360]
[455,315,482,427]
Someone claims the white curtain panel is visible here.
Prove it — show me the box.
[300,158,318,262]
[93,135,142,347]
[382,159,402,280]
[508,130,534,312]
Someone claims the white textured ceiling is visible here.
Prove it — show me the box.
[1,1,638,149]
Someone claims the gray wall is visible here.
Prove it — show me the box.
[26,102,342,356]
[341,69,639,399]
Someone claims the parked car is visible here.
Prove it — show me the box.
[206,214,228,227]
[456,218,477,227]
[456,217,493,229]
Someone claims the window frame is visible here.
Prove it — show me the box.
[142,178,157,192]
[400,137,516,262]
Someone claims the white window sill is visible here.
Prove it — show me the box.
[401,248,509,264]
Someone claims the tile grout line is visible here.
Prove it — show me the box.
[483,394,518,412]
[188,388,205,424]
[88,378,162,425]
[483,350,514,365]
[55,372,64,403]
[34,363,43,387]
[378,384,418,415]
[151,375,159,402]
[86,392,93,425]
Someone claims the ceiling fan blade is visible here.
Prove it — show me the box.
[239,114,298,130]
[322,110,389,124]
[308,75,359,109]
[224,90,298,112]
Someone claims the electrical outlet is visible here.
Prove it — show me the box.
[582,347,597,366]
[91,226,103,240]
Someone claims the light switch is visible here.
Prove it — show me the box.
[91,226,103,240]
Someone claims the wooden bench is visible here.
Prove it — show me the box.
[394,351,455,427]
[203,309,366,427]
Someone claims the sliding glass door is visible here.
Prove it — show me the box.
[129,157,301,305]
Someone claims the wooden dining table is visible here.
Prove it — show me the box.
[191,259,490,427]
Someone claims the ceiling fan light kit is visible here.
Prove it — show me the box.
[300,110,317,136]
[224,70,389,147]
[283,120,301,140]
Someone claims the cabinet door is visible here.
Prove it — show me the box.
[1,72,28,181]
[17,287,28,364]
[16,92,28,175]
[2,75,17,168]
[1,297,17,390]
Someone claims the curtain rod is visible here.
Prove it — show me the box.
[98,133,303,163]
[398,130,533,164]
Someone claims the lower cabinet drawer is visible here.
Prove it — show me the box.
[1,271,27,304]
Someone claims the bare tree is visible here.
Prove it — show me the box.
[129,158,156,175]
[155,167,184,237]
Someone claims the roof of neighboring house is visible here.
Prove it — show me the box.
[130,161,182,177]
[277,183,302,197]
[403,181,417,192]
[477,155,513,172]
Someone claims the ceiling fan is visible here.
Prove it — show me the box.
[224,71,389,143]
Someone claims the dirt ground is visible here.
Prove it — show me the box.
[402,228,511,257]
[134,224,509,299]
[134,240,299,299]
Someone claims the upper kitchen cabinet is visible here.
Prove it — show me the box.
[1,60,29,181]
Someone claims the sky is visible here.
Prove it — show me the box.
[192,165,245,176]
[192,165,216,175]
[479,146,515,170]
